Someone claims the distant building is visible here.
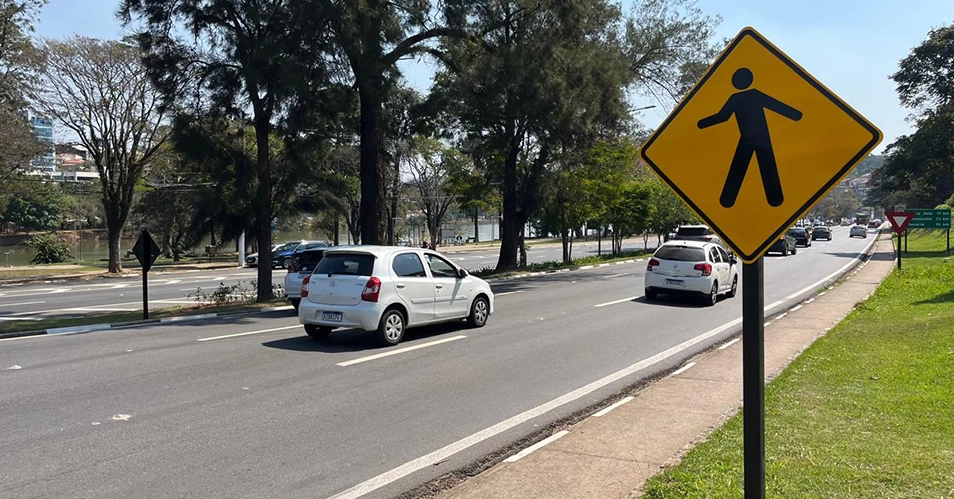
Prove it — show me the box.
[29,115,56,173]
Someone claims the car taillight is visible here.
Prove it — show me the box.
[361,276,381,302]
[647,258,660,271]
[300,275,310,298]
[704,236,712,241]
[694,263,712,276]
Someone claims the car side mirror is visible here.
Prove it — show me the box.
[457,268,468,278]
[729,255,738,265]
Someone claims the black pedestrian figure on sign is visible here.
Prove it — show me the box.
[697,67,802,208]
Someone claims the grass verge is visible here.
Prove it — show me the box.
[641,231,954,498]
[0,299,289,336]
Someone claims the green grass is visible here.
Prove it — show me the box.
[0,299,288,335]
[642,231,954,499]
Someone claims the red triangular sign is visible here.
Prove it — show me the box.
[885,212,914,234]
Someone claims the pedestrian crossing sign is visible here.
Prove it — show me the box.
[640,27,882,263]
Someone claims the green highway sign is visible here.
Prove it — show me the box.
[908,208,952,229]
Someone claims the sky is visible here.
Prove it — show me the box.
[35,0,954,154]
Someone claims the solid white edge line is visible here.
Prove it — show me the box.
[325,317,742,499]
[718,337,740,350]
[592,396,634,418]
[594,296,638,308]
[503,430,569,463]
[495,290,523,297]
[669,362,696,377]
[197,324,301,342]
[336,335,467,367]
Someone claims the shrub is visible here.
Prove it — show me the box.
[23,234,73,264]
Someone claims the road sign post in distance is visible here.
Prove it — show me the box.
[885,212,914,271]
[132,230,161,319]
[639,27,882,499]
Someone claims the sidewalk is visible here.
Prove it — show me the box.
[434,232,895,499]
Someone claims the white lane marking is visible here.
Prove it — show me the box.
[1,300,46,307]
[718,338,740,350]
[594,296,638,308]
[0,334,45,342]
[197,325,301,342]
[790,305,803,312]
[326,317,743,499]
[0,317,42,321]
[776,313,787,320]
[503,431,569,463]
[152,299,200,304]
[66,307,138,312]
[602,272,629,279]
[495,290,523,297]
[111,284,130,289]
[592,396,634,418]
[764,322,773,327]
[336,335,467,367]
[818,291,826,296]
[165,280,181,285]
[805,298,815,304]
[669,362,696,377]
[49,289,68,294]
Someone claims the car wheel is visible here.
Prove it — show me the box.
[791,246,797,255]
[378,309,406,346]
[283,256,293,269]
[645,288,658,300]
[468,295,490,327]
[705,281,718,307]
[290,298,301,310]
[304,324,332,340]
[727,275,738,298]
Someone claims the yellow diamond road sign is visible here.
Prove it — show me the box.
[640,27,882,263]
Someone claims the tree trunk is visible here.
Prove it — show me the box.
[358,86,388,245]
[473,207,479,243]
[495,145,523,270]
[333,216,340,246]
[254,121,274,303]
[107,224,123,273]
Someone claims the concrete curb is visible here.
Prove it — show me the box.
[0,304,296,340]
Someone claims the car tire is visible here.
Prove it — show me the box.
[782,246,789,256]
[705,282,718,307]
[727,275,738,298]
[283,256,293,269]
[468,295,490,328]
[792,246,797,255]
[290,298,301,310]
[645,288,657,301]
[304,324,332,340]
[377,308,406,346]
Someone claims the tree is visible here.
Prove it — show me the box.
[122,0,335,301]
[1,174,64,231]
[405,137,460,248]
[647,177,695,243]
[133,143,201,261]
[438,0,633,271]
[33,37,166,273]
[446,153,498,244]
[0,0,45,177]
[324,1,472,246]
[605,180,654,255]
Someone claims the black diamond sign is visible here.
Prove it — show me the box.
[132,230,161,273]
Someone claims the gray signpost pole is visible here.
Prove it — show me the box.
[742,260,765,499]
[142,230,150,320]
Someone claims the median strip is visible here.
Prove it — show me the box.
[336,335,467,367]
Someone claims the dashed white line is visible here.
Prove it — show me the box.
[504,431,569,463]
[602,272,630,279]
[669,362,696,377]
[718,338,740,350]
[336,335,467,367]
[790,305,803,312]
[592,396,634,418]
[495,290,523,297]
[197,325,301,342]
[594,296,638,308]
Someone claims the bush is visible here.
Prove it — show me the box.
[23,234,73,264]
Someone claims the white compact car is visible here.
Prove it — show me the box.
[298,246,494,345]
[849,225,868,238]
[644,241,739,306]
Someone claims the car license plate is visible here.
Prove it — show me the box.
[665,279,684,287]
[320,311,342,322]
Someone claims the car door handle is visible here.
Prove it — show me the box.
[435,284,444,289]
[396,283,406,289]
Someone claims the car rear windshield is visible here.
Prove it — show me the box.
[293,251,325,272]
[314,253,375,276]
[788,229,805,235]
[675,227,709,236]
[654,246,706,262]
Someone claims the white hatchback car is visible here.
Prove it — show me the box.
[644,241,739,306]
[298,246,494,345]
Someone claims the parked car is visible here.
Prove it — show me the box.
[298,246,494,346]
[811,226,832,241]
[284,248,330,309]
[244,244,283,268]
[671,225,724,247]
[246,240,330,268]
[768,232,797,256]
[644,241,738,306]
[850,225,868,238]
[787,227,812,247]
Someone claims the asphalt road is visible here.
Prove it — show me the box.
[0,239,658,321]
[0,227,876,498]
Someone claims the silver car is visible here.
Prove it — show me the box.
[849,225,867,238]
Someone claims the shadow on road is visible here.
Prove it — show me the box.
[261,321,474,353]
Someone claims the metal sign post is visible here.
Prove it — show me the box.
[742,260,765,498]
[132,230,161,320]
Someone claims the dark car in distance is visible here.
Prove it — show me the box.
[811,226,832,241]
[787,227,812,247]
[768,232,797,256]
